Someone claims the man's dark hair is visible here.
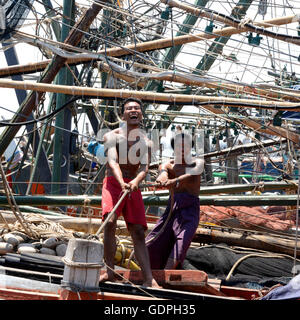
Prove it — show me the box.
[171,133,194,149]
[120,97,143,114]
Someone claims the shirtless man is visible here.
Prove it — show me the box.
[99,97,160,288]
[146,132,204,269]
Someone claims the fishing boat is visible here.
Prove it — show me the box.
[0,0,300,301]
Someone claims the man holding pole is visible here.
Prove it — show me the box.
[146,132,204,270]
[99,97,160,288]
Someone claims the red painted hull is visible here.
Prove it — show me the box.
[0,270,261,300]
[0,286,158,300]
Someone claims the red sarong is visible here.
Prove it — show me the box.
[101,176,147,229]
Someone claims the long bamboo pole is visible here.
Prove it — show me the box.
[193,227,300,257]
[202,104,300,144]
[0,14,297,79]
[142,181,298,197]
[97,61,300,102]
[6,55,300,104]
[204,138,287,159]
[0,79,297,108]
[38,14,300,58]
[6,36,300,103]
[0,78,298,143]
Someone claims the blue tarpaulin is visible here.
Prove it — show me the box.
[261,274,300,300]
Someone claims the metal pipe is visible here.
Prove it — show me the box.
[0,194,299,206]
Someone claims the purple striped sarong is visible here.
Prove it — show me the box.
[146,192,200,269]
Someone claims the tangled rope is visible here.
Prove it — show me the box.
[9,213,74,240]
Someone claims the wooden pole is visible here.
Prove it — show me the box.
[0,79,297,108]
[204,138,287,159]
[2,51,299,103]
[96,61,300,102]
[193,227,300,258]
[98,61,300,102]
[38,14,300,57]
[203,104,300,144]
[0,79,298,143]
[95,189,130,236]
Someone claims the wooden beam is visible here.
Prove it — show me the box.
[203,105,300,144]
[0,79,298,143]
[142,181,298,197]
[193,227,300,257]
[0,79,297,108]
[98,61,300,102]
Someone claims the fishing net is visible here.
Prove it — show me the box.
[182,244,295,289]
[0,0,34,40]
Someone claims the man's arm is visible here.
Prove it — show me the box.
[156,161,173,185]
[104,131,129,191]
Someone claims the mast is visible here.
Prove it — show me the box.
[51,0,75,196]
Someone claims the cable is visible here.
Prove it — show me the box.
[225,253,293,281]
[0,96,79,127]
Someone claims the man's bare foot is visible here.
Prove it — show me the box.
[142,278,162,289]
[99,271,116,283]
